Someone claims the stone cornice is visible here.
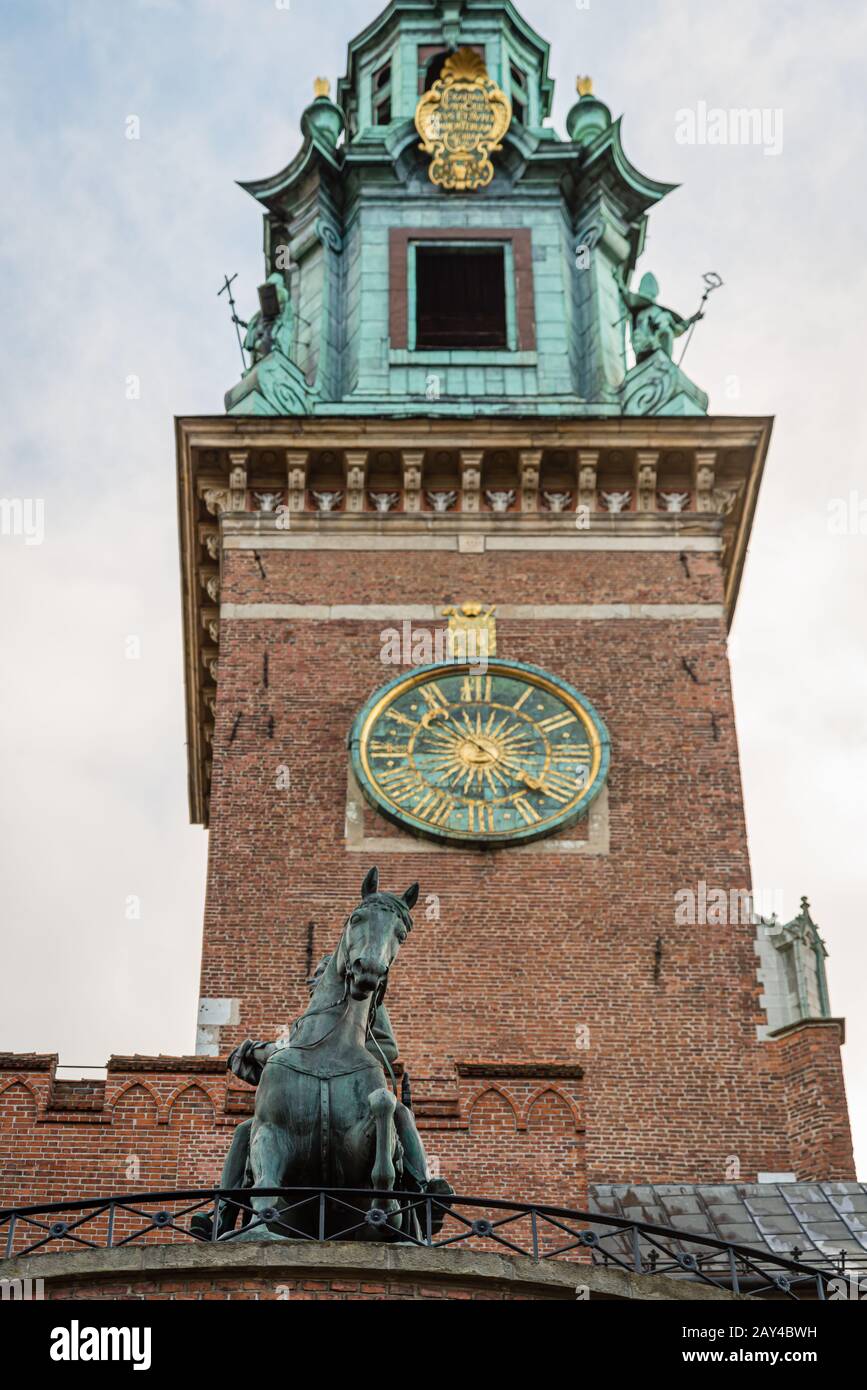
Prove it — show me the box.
[767,1018,847,1047]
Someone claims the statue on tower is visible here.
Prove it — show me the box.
[615,268,704,363]
[242,271,294,372]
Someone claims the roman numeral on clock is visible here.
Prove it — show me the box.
[553,742,592,764]
[387,710,419,730]
[539,771,584,804]
[467,802,495,833]
[370,740,409,757]
[539,712,579,734]
[460,676,492,703]
[378,767,421,802]
[420,682,448,710]
[513,797,541,825]
[415,789,455,825]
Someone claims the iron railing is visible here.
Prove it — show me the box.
[0,1188,847,1300]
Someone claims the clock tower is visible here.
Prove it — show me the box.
[171,0,854,1211]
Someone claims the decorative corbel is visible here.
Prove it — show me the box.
[286,450,310,512]
[200,572,220,605]
[519,451,543,513]
[694,450,717,514]
[402,451,425,515]
[635,451,660,513]
[711,483,744,517]
[228,452,250,512]
[578,451,599,510]
[460,451,484,515]
[202,488,229,518]
[345,450,369,514]
[202,609,219,645]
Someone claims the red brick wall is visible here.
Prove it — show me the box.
[770,1024,855,1180]
[44,1272,568,1300]
[0,1059,586,1232]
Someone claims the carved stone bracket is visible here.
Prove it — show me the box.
[201,609,219,646]
[519,450,542,513]
[402,451,425,515]
[694,450,717,514]
[286,450,310,513]
[228,452,250,512]
[345,450,369,514]
[200,572,220,605]
[460,451,484,514]
[712,483,744,517]
[578,451,599,510]
[202,488,229,518]
[202,648,219,685]
[635,451,660,513]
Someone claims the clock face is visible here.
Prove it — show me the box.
[350,659,610,847]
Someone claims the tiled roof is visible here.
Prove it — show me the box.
[589,1183,867,1272]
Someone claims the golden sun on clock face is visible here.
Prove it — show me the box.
[350,660,611,847]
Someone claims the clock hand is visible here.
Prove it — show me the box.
[420,705,450,730]
[518,770,546,792]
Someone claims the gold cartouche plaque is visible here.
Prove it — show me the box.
[415,48,512,192]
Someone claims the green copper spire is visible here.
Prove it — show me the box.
[224,0,708,419]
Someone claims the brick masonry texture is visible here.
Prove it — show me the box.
[37,1274,568,1301]
[220,548,725,608]
[0,541,853,1228]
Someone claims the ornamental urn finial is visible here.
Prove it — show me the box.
[567,76,612,146]
[301,77,344,148]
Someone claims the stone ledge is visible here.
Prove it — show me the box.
[0,1240,744,1302]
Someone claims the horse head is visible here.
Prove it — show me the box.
[338,867,419,1003]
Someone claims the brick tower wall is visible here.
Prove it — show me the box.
[0,536,854,1215]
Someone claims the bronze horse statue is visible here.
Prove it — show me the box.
[231,868,432,1241]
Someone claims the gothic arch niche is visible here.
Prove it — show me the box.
[109,1080,161,1124]
[167,1084,231,1190]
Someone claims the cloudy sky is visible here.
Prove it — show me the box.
[1,0,865,1177]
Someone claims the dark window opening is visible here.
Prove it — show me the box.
[416,246,507,350]
[424,51,449,91]
[510,63,528,125]
[373,61,392,125]
[418,44,486,94]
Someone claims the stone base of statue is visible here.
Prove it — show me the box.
[620,348,709,417]
[224,350,315,417]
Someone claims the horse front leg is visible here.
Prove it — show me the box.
[366,1088,401,1233]
[228,1120,292,1242]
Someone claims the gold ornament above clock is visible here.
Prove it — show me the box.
[415,48,512,192]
